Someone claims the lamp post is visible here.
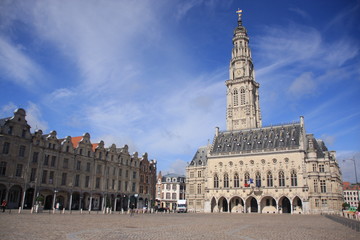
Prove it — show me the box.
[343,158,359,207]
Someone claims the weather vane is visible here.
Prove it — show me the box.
[236,9,242,22]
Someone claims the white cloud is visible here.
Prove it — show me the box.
[26,102,48,132]
[164,159,187,175]
[288,72,316,98]
[1,102,17,115]
[0,36,42,89]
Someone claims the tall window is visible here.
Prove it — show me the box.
[291,170,297,186]
[86,162,91,172]
[32,152,39,163]
[197,184,202,194]
[63,158,69,169]
[49,171,54,184]
[0,161,7,176]
[267,171,273,187]
[197,171,202,178]
[312,164,317,172]
[30,168,36,182]
[75,175,80,187]
[233,89,239,106]
[224,173,229,188]
[319,164,325,173]
[96,177,100,189]
[51,156,56,167]
[279,171,285,187]
[76,160,81,171]
[313,179,318,193]
[244,172,250,186]
[234,173,239,188]
[255,172,261,187]
[42,170,47,184]
[19,145,26,157]
[172,193,176,199]
[166,193,170,199]
[85,176,90,188]
[2,142,10,154]
[61,173,67,186]
[320,180,326,193]
[15,164,23,177]
[214,174,219,188]
[240,88,245,105]
[172,184,177,190]
[44,155,49,166]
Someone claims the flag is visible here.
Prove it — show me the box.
[236,9,242,14]
[249,178,253,184]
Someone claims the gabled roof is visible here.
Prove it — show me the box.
[92,143,99,151]
[190,146,208,166]
[71,136,83,148]
[0,117,10,127]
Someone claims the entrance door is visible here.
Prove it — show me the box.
[282,197,291,213]
[250,198,258,212]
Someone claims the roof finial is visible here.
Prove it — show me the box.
[236,9,243,26]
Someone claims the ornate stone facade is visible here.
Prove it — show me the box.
[186,12,343,214]
[0,108,157,211]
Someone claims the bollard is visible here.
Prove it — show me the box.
[80,209,83,214]
[62,208,65,214]
[30,207,33,214]
[18,207,21,214]
[53,209,55,214]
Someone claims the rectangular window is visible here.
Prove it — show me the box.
[315,199,320,207]
[15,164,23,177]
[319,164,325,173]
[44,155,49,166]
[85,176,90,188]
[125,170,129,178]
[51,156,56,167]
[198,171,202,178]
[166,193,170,199]
[0,161,7,176]
[125,181,128,191]
[8,126,13,135]
[42,170,47,184]
[106,179,109,189]
[30,168,36,182]
[118,181,121,191]
[140,185,144,194]
[32,152,39,163]
[112,179,115,190]
[172,184,177,190]
[119,168,122,177]
[172,193,176,199]
[322,199,327,207]
[96,177,100,189]
[190,184,194,194]
[22,129,26,137]
[133,171,136,179]
[75,174,80,187]
[61,173,67,186]
[97,165,102,174]
[2,142,10,154]
[312,164,317,172]
[86,162,91,172]
[132,182,136,192]
[63,158,69,169]
[320,180,326,193]
[190,171,194,178]
[49,171,54,184]
[76,160,81,171]
[166,184,171,190]
[19,145,26,157]
[314,179,318,193]
[197,183,201,194]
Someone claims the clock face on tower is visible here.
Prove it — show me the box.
[235,68,242,77]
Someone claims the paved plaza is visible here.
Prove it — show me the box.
[0,211,359,240]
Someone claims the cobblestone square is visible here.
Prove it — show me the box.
[0,212,359,240]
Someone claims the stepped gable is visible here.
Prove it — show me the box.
[190,146,208,166]
[210,123,301,155]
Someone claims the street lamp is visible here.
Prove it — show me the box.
[343,158,359,207]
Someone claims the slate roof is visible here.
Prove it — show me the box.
[210,123,302,155]
[0,117,10,127]
[190,146,208,166]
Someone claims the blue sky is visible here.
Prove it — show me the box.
[1,0,359,182]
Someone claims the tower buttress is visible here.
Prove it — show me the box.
[226,10,262,131]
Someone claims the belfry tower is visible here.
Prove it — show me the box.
[226,10,262,131]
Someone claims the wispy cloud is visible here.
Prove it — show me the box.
[25,102,48,132]
[0,36,43,89]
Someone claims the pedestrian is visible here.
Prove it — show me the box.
[1,200,7,212]
[130,203,135,217]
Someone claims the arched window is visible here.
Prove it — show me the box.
[279,171,285,187]
[291,170,297,186]
[233,89,239,106]
[234,173,239,188]
[240,88,245,105]
[255,172,261,187]
[224,173,229,188]
[267,171,273,187]
[244,172,250,187]
[214,174,219,188]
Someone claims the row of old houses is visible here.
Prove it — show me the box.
[0,108,156,211]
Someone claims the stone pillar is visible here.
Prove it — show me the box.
[88,196,92,211]
[114,198,117,212]
[69,193,73,211]
[21,189,26,210]
[52,191,57,210]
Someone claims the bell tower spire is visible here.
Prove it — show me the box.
[226,10,262,131]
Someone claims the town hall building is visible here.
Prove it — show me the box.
[186,11,343,214]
